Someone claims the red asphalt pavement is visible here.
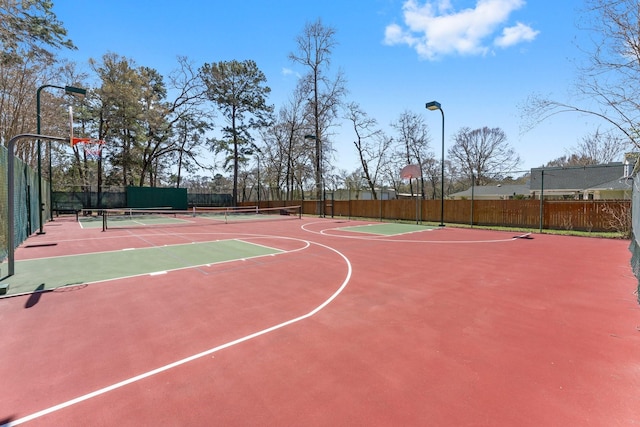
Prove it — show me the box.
[0,215,638,426]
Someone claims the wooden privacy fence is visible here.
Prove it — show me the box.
[248,199,631,232]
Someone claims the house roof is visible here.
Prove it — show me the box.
[584,177,632,191]
[449,184,529,198]
[448,162,632,198]
[529,163,625,191]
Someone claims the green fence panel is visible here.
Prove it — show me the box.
[630,176,640,303]
[125,186,188,209]
[0,145,49,264]
[0,145,6,262]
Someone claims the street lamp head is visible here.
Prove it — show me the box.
[425,101,441,111]
[304,134,317,140]
[64,85,87,99]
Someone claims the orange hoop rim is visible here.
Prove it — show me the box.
[71,137,105,146]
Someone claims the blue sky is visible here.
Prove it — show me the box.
[53,0,597,175]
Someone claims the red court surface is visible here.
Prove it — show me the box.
[1,215,639,426]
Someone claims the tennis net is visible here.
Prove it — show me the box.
[94,205,302,231]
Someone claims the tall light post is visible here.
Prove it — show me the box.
[36,84,86,234]
[305,133,323,217]
[426,101,445,226]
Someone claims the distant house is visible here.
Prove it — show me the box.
[582,177,632,200]
[448,162,632,201]
[529,162,631,200]
[448,184,529,200]
[340,188,396,200]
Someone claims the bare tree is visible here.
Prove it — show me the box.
[344,102,391,199]
[269,85,309,200]
[166,56,212,187]
[0,44,77,165]
[572,128,632,163]
[0,0,78,173]
[540,127,633,167]
[391,110,432,197]
[289,18,347,211]
[422,157,441,199]
[260,104,317,202]
[521,0,640,149]
[449,127,520,185]
[0,55,62,161]
[543,154,596,168]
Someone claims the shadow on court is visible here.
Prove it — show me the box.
[24,284,50,308]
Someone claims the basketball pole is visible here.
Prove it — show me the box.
[48,106,74,221]
[36,85,86,233]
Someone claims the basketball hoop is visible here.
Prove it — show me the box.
[72,137,105,160]
[400,164,421,179]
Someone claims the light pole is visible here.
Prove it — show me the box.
[36,84,86,234]
[426,101,445,226]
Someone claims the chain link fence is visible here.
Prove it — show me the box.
[629,175,640,303]
[1,144,48,266]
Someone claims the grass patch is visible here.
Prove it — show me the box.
[445,223,626,239]
[329,215,627,239]
[339,223,435,236]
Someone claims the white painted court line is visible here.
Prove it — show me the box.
[1,239,352,427]
[236,236,311,254]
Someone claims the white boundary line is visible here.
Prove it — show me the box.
[301,221,526,244]
[1,239,351,427]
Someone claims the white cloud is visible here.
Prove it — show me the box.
[281,67,301,79]
[494,22,539,47]
[384,23,418,46]
[384,0,539,60]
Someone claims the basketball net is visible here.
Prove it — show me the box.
[72,137,105,161]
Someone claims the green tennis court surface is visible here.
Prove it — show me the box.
[339,223,436,236]
[79,208,299,229]
[1,240,281,296]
